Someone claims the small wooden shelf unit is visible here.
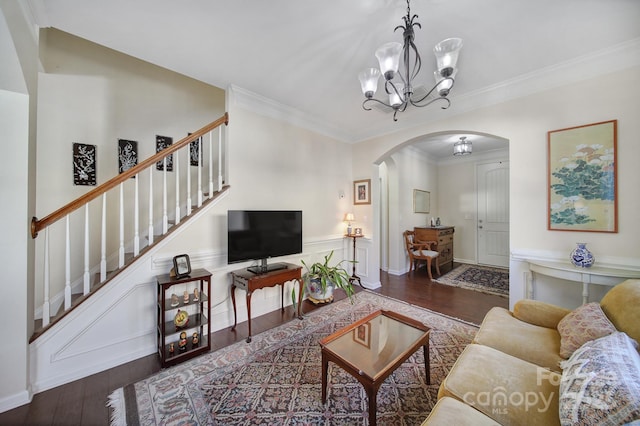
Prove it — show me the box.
[156,268,212,367]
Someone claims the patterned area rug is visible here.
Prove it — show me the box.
[434,264,509,297]
[108,291,477,425]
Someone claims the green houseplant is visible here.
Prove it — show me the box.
[295,250,356,304]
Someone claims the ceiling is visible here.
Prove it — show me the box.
[27,0,640,158]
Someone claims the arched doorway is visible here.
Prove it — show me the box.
[374,131,509,276]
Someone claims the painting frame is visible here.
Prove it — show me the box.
[547,120,617,233]
[413,189,430,213]
[353,179,371,205]
[73,142,97,186]
[353,321,371,348]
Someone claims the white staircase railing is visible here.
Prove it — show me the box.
[30,113,228,336]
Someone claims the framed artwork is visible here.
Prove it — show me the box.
[172,254,191,278]
[548,120,617,233]
[118,139,138,176]
[413,189,430,213]
[354,179,371,205]
[189,133,201,166]
[156,135,173,171]
[353,321,371,348]
[73,143,97,186]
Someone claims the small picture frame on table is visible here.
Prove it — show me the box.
[354,228,362,236]
[172,254,191,278]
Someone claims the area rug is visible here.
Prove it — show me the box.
[108,291,477,425]
[434,264,509,297]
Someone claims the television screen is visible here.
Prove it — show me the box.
[227,210,303,267]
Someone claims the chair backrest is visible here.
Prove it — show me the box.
[403,230,415,254]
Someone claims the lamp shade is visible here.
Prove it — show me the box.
[375,42,403,80]
[434,38,463,77]
[358,68,381,98]
[389,84,404,108]
[434,69,457,97]
[344,213,355,222]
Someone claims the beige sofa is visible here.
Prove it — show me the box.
[424,279,640,425]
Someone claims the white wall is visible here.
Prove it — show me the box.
[353,65,640,309]
[34,29,226,307]
[382,147,438,274]
[0,0,38,412]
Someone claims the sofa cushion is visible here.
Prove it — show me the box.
[557,302,617,359]
[439,343,561,426]
[559,332,640,426]
[422,397,500,425]
[473,306,564,372]
[600,279,640,343]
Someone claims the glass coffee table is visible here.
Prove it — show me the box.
[319,309,431,426]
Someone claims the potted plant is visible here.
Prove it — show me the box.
[297,250,356,304]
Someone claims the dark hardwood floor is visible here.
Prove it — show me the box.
[1,265,508,425]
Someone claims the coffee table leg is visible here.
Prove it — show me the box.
[367,387,377,426]
[423,343,431,385]
[321,352,328,404]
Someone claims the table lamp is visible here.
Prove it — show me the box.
[344,213,355,235]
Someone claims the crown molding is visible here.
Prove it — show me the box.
[352,38,640,142]
[228,84,352,143]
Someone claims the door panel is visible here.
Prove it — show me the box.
[477,162,510,267]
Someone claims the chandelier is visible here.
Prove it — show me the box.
[358,0,463,121]
[453,136,472,156]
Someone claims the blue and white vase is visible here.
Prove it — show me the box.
[570,243,595,268]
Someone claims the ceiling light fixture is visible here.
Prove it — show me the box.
[358,0,463,121]
[453,136,472,156]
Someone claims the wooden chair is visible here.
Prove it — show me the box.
[403,230,441,280]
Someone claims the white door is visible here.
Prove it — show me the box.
[477,161,510,267]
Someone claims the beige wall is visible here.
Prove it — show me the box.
[35,29,225,305]
[353,66,640,305]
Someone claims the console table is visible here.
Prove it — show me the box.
[525,259,640,305]
[345,234,363,285]
[230,263,303,342]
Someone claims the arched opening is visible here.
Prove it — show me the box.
[373,130,510,279]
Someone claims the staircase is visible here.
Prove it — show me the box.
[30,113,229,343]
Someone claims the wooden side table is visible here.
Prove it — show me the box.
[345,234,363,285]
[230,263,303,342]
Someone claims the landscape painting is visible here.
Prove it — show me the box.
[547,120,617,233]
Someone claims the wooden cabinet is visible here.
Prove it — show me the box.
[414,226,454,270]
[157,268,211,367]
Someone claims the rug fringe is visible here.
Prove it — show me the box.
[107,387,127,426]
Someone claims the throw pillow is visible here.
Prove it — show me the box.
[557,302,617,359]
[559,332,640,426]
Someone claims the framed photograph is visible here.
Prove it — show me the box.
[353,322,371,348]
[548,120,617,233]
[73,143,97,186]
[354,179,371,205]
[354,227,362,235]
[413,189,430,213]
[172,254,191,278]
[156,135,173,171]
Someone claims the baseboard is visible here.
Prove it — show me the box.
[0,389,31,414]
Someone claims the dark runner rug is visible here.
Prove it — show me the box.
[108,291,477,425]
[434,264,509,297]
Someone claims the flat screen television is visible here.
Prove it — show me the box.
[227,210,303,274]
